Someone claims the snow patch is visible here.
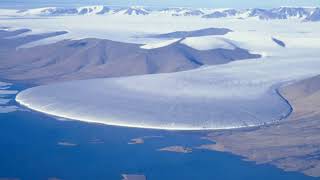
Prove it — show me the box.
[181,36,236,50]
[140,39,180,49]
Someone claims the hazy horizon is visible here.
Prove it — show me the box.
[0,0,319,9]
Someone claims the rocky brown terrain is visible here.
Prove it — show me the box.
[200,75,320,177]
[0,29,259,85]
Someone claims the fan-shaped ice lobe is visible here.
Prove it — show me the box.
[14,22,320,130]
[17,53,320,130]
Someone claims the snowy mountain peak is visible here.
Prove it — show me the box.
[17,7,76,16]
[304,8,320,21]
[272,7,312,18]
[17,6,112,16]
[77,5,111,15]
[115,6,150,15]
[13,6,320,21]
[159,8,205,16]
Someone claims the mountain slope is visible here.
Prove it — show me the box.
[0,29,259,84]
[304,8,320,21]
[115,6,150,15]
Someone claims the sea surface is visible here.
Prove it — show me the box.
[0,82,318,180]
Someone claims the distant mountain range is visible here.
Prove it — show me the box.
[12,6,320,22]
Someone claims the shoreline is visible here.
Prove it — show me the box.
[200,75,320,177]
[15,94,290,132]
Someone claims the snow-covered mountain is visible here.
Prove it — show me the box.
[14,6,320,21]
[202,9,238,18]
[113,6,150,15]
[17,6,151,16]
[248,7,315,20]
[17,7,77,16]
[202,7,318,20]
[18,6,112,16]
[158,8,205,16]
[304,8,320,21]
[78,6,111,15]
[272,7,311,18]
[246,8,285,20]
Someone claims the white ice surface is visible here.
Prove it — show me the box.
[3,15,319,130]
[0,9,18,16]
[181,36,236,50]
[0,90,18,95]
[0,14,319,47]
[16,54,320,130]
[140,38,180,49]
[0,82,11,87]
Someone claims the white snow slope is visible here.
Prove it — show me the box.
[140,39,180,49]
[8,14,320,130]
[181,36,236,50]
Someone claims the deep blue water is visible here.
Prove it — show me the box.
[0,83,319,180]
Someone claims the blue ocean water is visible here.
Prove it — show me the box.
[0,83,319,180]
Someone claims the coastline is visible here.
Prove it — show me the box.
[200,75,320,177]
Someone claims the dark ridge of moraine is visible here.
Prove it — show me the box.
[272,37,286,47]
[0,30,67,50]
[0,28,30,38]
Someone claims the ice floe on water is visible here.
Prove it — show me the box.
[0,82,19,113]
[0,98,11,105]
[0,81,11,87]
[0,106,19,113]
[0,89,18,96]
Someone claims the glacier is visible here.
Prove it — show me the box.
[16,54,320,130]
[15,28,320,129]
[181,36,236,50]
[3,9,319,130]
[140,39,180,49]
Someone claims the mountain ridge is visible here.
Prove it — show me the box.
[10,6,320,21]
